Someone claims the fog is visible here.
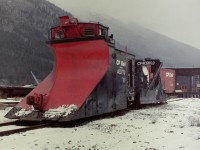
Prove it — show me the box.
[48,0,200,49]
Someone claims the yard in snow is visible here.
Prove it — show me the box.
[0,98,200,150]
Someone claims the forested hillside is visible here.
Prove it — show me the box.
[0,0,71,85]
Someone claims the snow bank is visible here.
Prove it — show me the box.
[43,104,78,118]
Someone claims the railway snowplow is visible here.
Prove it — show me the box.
[5,16,166,122]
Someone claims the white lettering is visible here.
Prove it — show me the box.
[117,69,126,75]
[166,72,174,77]
[137,61,155,66]
[122,77,126,83]
[116,60,126,67]
[116,60,120,65]
[121,61,126,67]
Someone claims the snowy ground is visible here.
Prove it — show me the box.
[0,97,21,103]
[0,98,200,150]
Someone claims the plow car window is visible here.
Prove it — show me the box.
[80,26,96,37]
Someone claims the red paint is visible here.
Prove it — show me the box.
[16,39,109,110]
[15,16,110,111]
[160,69,176,93]
[51,22,100,40]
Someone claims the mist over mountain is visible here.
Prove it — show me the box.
[0,0,71,85]
[1,1,200,85]
[80,14,200,68]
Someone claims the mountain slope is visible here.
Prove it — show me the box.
[79,14,200,67]
[1,1,200,85]
[0,0,72,85]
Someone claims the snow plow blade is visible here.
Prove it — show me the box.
[5,39,109,121]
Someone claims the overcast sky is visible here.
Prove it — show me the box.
[48,0,200,49]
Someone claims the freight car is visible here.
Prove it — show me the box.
[160,68,200,98]
[5,16,166,122]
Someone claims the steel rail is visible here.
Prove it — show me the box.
[0,121,18,127]
[167,98,185,102]
[0,123,49,136]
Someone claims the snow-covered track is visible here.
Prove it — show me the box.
[0,121,49,137]
[0,121,17,127]
[167,98,185,102]
[1,101,19,105]
[0,101,19,108]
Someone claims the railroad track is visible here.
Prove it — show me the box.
[167,98,185,103]
[0,121,49,136]
[2,102,19,105]
[0,98,192,137]
[0,101,19,108]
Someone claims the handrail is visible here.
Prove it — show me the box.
[145,62,163,96]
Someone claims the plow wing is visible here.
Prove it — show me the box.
[5,39,109,120]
